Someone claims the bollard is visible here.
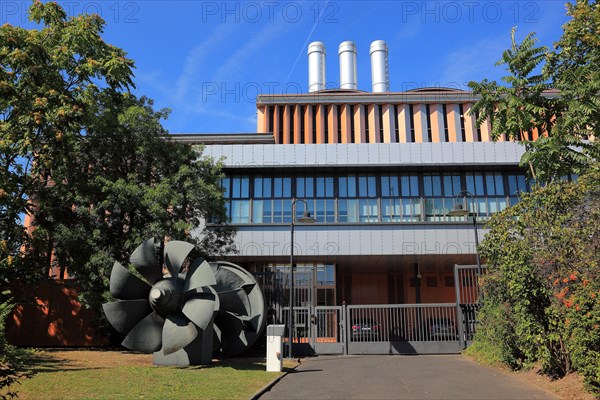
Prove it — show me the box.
[266,324,285,372]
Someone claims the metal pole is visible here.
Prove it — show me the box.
[288,199,296,359]
[472,211,483,303]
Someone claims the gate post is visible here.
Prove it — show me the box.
[454,265,466,350]
[342,303,348,355]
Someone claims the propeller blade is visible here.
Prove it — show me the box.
[110,261,151,300]
[214,311,248,356]
[122,311,164,353]
[181,294,216,330]
[102,300,151,335]
[183,259,216,291]
[130,238,162,284]
[217,287,252,316]
[212,262,245,291]
[161,314,198,355]
[164,241,195,277]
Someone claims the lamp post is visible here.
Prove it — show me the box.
[288,198,316,359]
[448,190,482,301]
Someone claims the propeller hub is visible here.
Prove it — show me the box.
[148,279,181,317]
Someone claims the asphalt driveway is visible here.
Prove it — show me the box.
[258,355,558,399]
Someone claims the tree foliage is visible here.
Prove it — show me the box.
[468,0,600,184]
[1,1,235,393]
[472,165,600,393]
[28,94,236,310]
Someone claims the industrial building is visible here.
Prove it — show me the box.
[173,40,533,355]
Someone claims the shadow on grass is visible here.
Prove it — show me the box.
[24,351,102,375]
[21,344,304,378]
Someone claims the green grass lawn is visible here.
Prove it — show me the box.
[9,350,297,400]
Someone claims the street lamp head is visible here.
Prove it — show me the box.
[296,210,316,224]
[448,203,469,216]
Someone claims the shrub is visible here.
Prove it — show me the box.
[475,167,600,395]
[0,292,30,400]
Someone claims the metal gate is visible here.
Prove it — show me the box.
[278,306,346,356]
[454,264,485,349]
[271,264,486,356]
[346,304,461,354]
[313,306,345,354]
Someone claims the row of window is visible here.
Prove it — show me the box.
[226,195,514,224]
[223,172,528,200]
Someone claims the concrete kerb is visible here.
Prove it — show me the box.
[249,358,303,400]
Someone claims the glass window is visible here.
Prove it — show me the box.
[466,173,485,196]
[274,177,282,197]
[382,198,402,222]
[338,199,359,222]
[381,175,400,197]
[297,177,314,198]
[254,177,263,198]
[230,175,250,199]
[339,177,347,198]
[232,177,241,198]
[221,177,231,198]
[347,175,357,197]
[316,177,325,197]
[400,175,419,197]
[252,200,263,223]
[264,177,272,197]
[423,174,442,197]
[230,200,250,223]
[443,174,461,196]
[274,177,291,198]
[326,177,334,197]
[402,198,421,221]
[316,264,335,286]
[283,178,292,198]
[358,176,377,197]
[339,175,357,198]
[359,198,379,222]
[484,172,504,196]
[325,199,335,222]
[507,174,527,195]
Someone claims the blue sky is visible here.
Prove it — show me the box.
[4,1,570,133]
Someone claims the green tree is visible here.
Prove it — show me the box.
[469,1,600,184]
[1,1,235,393]
[30,94,235,310]
[1,1,134,392]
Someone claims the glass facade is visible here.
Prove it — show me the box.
[220,171,535,224]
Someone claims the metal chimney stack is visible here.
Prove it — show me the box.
[308,41,326,92]
[338,41,357,90]
[370,40,389,92]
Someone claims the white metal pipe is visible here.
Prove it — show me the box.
[370,40,389,92]
[308,41,326,92]
[338,41,357,90]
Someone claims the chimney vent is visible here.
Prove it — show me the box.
[308,41,326,92]
[338,41,357,90]
[370,40,389,92]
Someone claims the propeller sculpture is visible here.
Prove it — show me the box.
[102,238,266,366]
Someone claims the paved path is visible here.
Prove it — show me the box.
[259,355,558,399]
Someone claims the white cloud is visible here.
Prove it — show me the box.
[438,37,508,87]
[174,24,239,103]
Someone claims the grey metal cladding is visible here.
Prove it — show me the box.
[201,142,525,168]
[220,225,485,257]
